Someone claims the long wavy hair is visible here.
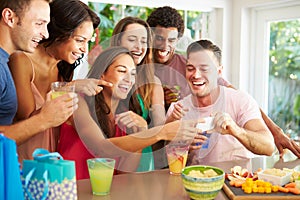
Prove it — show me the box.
[85,46,134,138]
[111,17,154,116]
[40,0,100,81]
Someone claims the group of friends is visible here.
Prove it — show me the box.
[1,0,300,180]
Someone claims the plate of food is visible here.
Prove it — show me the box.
[223,165,300,200]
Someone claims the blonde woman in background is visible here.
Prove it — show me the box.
[111,17,166,171]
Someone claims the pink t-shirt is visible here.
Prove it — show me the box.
[167,86,262,166]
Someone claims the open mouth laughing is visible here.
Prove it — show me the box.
[191,80,206,90]
[157,49,170,57]
[72,52,82,60]
[118,84,131,93]
[32,38,42,47]
[131,51,143,57]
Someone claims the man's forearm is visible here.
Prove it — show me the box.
[0,113,50,145]
[230,125,274,156]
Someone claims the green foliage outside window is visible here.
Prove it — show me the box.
[269,19,300,138]
[88,3,201,50]
[88,3,155,50]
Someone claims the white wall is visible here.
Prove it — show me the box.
[230,0,300,110]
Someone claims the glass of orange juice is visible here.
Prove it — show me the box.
[51,81,75,99]
[87,158,115,195]
[166,141,189,175]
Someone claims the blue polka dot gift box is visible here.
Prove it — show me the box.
[21,148,77,200]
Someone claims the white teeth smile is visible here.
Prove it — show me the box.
[131,52,142,56]
[32,39,40,43]
[73,53,81,59]
[193,81,205,86]
[119,85,130,90]
[158,50,169,57]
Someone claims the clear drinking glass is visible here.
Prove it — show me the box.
[50,81,75,99]
[166,141,189,175]
[87,158,115,195]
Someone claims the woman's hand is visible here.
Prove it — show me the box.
[160,119,203,142]
[116,111,148,132]
[273,128,300,158]
[73,78,113,96]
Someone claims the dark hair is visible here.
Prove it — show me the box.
[0,0,52,19]
[147,6,184,38]
[86,46,134,138]
[111,16,154,114]
[41,0,100,81]
[187,39,222,65]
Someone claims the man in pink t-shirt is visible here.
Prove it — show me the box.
[166,40,275,169]
[148,7,300,169]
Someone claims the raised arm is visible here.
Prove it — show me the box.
[260,109,300,158]
[73,96,198,157]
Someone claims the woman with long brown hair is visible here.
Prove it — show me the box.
[111,17,166,171]
[58,46,198,179]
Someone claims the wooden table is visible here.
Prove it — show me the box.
[77,152,300,200]
[77,169,229,200]
[77,157,254,200]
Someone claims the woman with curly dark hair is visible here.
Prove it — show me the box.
[58,46,145,179]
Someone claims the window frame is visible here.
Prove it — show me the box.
[242,2,300,111]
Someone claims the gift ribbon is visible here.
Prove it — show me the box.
[24,149,63,199]
[32,148,63,161]
[24,168,49,200]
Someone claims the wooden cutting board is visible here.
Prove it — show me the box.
[223,180,300,200]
